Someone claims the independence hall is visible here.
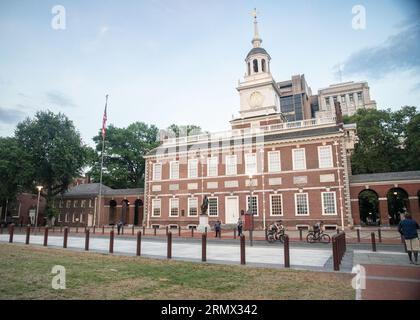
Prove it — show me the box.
[144,15,355,231]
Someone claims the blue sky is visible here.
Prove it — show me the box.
[0,0,419,146]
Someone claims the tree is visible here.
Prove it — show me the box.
[166,124,205,138]
[405,112,420,170]
[344,106,419,174]
[15,111,89,223]
[90,122,160,189]
[0,137,33,219]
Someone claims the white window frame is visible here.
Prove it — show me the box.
[268,151,281,173]
[58,213,62,222]
[294,193,309,216]
[188,159,198,179]
[81,200,86,208]
[152,199,161,217]
[318,145,333,169]
[170,161,179,180]
[269,194,283,216]
[321,192,337,215]
[225,155,237,176]
[208,197,219,217]
[207,156,218,177]
[292,148,306,171]
[188,197,198,217]
[245,153,257,175]
[153,163,162,181]
[246,195,259,216]
[73,200,78,208]
[79,213,83,223]
[169,198,179,217]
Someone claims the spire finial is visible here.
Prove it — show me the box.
[250,8,262,48]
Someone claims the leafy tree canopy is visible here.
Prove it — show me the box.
[14,111,89,205]
[343,106,419,174]
[90,122,160,189]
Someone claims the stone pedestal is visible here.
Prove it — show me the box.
[197,214,210,233]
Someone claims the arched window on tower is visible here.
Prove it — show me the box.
[262,59,266,72]
[247,62,251,76]
[253,59,258,73]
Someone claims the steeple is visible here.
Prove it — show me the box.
[251,8,262,48]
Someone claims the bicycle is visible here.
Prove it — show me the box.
[306,230,331,244]
[267,228,286,243]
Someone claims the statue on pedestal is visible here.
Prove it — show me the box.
[201,195,209,215]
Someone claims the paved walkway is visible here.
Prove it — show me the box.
[360,264,420,300]
[0,234,332,269]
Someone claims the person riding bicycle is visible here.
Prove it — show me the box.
[269,221,284,240]
[313,221,324,238]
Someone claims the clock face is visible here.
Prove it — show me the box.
[249,91,264,108]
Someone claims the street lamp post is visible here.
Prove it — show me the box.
[35,186,43,227]
[248,174,254,246]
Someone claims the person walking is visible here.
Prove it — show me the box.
[398,213,419,264]
[237,218,243,237]
[214,220,221,238]
[117,220,123,235]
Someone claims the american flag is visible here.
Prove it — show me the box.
[102,95,108,140]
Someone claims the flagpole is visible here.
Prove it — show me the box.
[96,94,108,227]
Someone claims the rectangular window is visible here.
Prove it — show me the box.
[295,193,309,216]
[207,156,218,177]
[270,194,283,216]
[188,159,198,178]
[73,200,78,208]
[152,199,161,217]
[169,198,179,217]
[79,213,83,223]
[341,95,346,103]
[225,155,237,176]
[318,145,333,168]
[246,195,258,216]
[89,199,92,208]
[188,198,198,216]
[245,153,257,175]
[81,200,86,208]
[208,197,218,216]
[59,200,63,208]
[170,161,179,180]
[349,94,354,102]
[292,148,306,170]
[58,214,62,222]
[268,151,281,173]
[357,92,362,101]
[65,213,68,222]
[66,200,71,208]
[153,163,162,181]
[322,192,337,215]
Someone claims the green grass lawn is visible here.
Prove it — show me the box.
[0,243,354,300]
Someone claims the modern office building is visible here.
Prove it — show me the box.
[316,81,377,119]
[277,74,313,122]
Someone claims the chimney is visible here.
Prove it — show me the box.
[334,101,343,125]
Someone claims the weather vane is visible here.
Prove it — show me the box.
[250,8,258,20]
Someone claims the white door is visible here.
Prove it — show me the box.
[225,196,239,224]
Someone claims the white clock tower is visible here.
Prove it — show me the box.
[235,9,282,122]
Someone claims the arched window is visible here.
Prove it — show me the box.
[253,59,258,73]
[247,62,251,76]
[262,59,266,72]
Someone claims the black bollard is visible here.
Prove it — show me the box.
[202,233,207,262]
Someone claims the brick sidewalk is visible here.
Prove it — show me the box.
[361,264,420,300]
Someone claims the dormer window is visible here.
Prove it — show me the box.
[253,59,258,73]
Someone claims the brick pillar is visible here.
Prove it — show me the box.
[409,197,420,224]
[378,198,390,227]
